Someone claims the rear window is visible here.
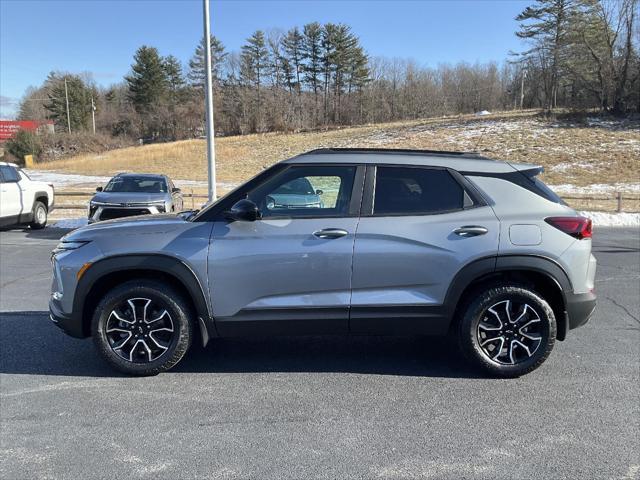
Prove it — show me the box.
[373,167,465,215]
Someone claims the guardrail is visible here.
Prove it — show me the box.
[53,190,640,213]
[54,189,210,210]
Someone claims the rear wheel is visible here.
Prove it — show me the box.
[92,280,193,375]
[29,201,47,229]
[458,285,556,378]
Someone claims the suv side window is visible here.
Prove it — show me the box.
[373,166,466,215]
[249,165,356,218]
[0,166,19,183]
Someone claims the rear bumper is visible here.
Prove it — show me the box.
[566,291,596,331]
[49,298,85,338]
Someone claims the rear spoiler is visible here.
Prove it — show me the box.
[507,162,544,177]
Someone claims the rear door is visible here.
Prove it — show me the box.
[208,164,364,336]
[350,165,499,334]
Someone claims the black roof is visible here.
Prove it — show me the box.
[302,147,487,159]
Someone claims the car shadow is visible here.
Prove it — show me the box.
[0,311,484,379]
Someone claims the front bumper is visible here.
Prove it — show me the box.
[49,297,85,338]
[566,291,597,331]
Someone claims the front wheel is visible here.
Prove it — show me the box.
[29,201,47,229]
[91,280,193,375]
[458,285,556,378]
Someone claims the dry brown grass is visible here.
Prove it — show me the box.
[41,109,639,189]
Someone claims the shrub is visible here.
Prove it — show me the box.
[5,130,42,164]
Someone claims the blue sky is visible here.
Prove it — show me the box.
[0,0,529,118]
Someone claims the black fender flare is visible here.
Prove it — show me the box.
[74,254,215,341]
[443,254,571,338]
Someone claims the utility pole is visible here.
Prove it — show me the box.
[64,78,71,133]
[203,0,217,202]
[91,96,96,134]
[520,70,526,110]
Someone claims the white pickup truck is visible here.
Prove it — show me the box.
[0,162,54,229]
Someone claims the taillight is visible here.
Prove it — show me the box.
[545,216,592,239]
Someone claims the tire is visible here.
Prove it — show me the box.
[458,284,556,378]
[91,280,193,376]
[29,201,47,229]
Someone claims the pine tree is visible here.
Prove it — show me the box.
[45,73,94,131]
[515,0,576,109]
[240,30,269,130]
[301,22,323,124]
[187,35,227,89]
[126,46,169,114]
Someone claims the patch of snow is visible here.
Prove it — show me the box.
[26,170,238,191]
[550,162,601,173]
[475,110,491,116]
[26,170,111,186]
[49,218,88,230]
[579,211,640,227]
[549,183,640,194]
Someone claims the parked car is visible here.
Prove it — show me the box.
[0,162,54,229]
[50,148,596,377]
[88,173,183,223]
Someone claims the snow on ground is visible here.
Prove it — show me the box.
[25,170,238,190]
[579,211,640,228]
[549,183,640,194]
[26,170,111,186]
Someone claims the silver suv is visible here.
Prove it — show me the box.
[49,149,596,377]
[88,173,183,223]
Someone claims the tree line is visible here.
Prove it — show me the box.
[17,1,639,143]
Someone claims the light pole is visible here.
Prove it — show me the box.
[64,78,71,133]
[91,96,96,134]
[203,0,217,202]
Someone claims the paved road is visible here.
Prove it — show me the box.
[1,226,638,479]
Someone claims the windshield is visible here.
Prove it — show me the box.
[104,176,167,193]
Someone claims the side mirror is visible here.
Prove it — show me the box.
[172,187,181,193]
[316,189,323,195]
[224,199,261,222]
[96,186,103,192]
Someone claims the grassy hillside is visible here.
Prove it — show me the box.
[40,110,639,193]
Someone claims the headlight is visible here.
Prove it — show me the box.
[90,201,112,206]
[52,240,90,255]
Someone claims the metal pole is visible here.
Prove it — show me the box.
[203,0,217,201]
[91,96,96,134]
[520,70,526,110]
[64,78,71,133]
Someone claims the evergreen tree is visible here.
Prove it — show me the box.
[187,35,227,89]
[302,22,323,123]
[241,30,269,130]
[126,46,169,114]
[45,73,95,131]
[515,0,576,109]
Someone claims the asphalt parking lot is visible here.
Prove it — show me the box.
[1,226,638,479]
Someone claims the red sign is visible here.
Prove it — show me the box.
[0,120,54,141]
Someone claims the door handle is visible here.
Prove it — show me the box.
[453,225,488,237]
[313,228,348,239]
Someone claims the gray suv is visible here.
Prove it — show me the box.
[50,148,596,377]
[88,173,183,223]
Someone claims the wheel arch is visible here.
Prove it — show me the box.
[445,255,571,341]
[74,254,214,342]
[33,191,49,210]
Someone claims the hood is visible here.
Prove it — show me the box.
[63,213,187,242]
[91,191,168,204]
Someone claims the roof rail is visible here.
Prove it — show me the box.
[303,147,486,158]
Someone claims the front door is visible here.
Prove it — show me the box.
[209,164,364,336]
[351,165,500,334]
[0,165,23,220]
